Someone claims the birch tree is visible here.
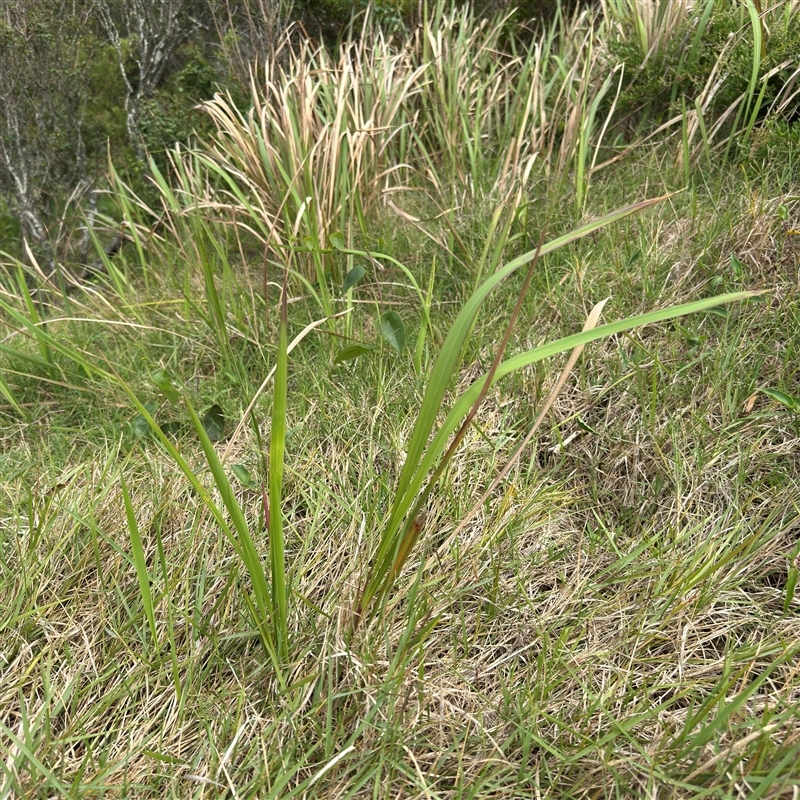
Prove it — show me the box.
[97,0,202,159]
[0,0,95,261]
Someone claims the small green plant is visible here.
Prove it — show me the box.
[328,234,436,373]
[350,199,757,625]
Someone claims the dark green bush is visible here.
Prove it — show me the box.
[293,0,576,41]
[606,0,800,136]
[295,0,408,40]
[750,118,800,176]
[139,41,217,174]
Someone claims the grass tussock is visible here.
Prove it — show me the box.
[1,0,800,797]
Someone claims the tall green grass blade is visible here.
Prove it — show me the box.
[356,197,671,620]
[417,291,760,495]
[269,268,290,660]
[85,224,133,311]
[361,268,755,617]
[0,719,69,796]
[182,396,278,659]
[197,225,234,368]
[387,199,667,536]
[0,370,24,417]
[694,97,711,166]
[396,294,758,563]
[576,43,614,213]
[0,295,105,380]
[414,254,437,377]
[14,266,56,380]
[0,342,56,374]
[722,0,764,158]
[120,473,158,651]
[107,161,150,287]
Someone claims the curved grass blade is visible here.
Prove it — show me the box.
[181,395,283,672]
[356,196,670,620]
[362,289,759,616]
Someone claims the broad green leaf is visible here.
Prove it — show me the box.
[201,404,226,441]
[379,311,406,352]
[131,402,158,437]
[152,369,180,405]
[334,344,377,363]
[232,463,255,488]
[160,420,184,438]
[730,254,744,281]
[342,265,366,294]
[329,231,346,251]
[759,387,800,412]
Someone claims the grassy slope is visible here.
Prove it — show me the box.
[1,62,800,800]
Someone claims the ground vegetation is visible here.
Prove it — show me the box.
[1,1,799,796]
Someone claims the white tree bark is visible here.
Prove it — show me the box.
[97,0,199,159]
[0,0,92,265]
